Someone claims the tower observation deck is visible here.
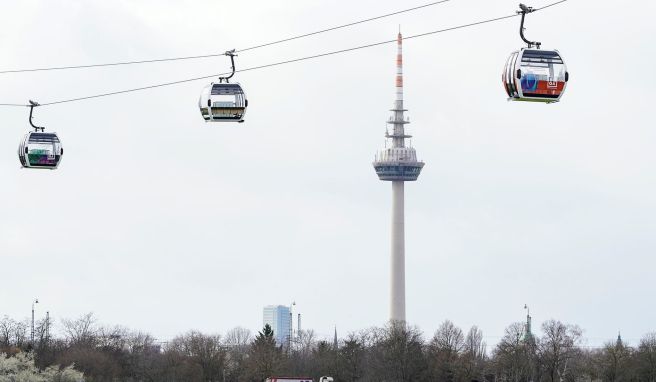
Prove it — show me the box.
[372,32,424,323]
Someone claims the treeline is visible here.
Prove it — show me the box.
[1,313,656,382]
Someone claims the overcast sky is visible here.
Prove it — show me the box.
[1,0,655,348]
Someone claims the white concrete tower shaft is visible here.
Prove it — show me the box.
[391,180,406,321]
[373,32,423,323]
[391,32,406,322]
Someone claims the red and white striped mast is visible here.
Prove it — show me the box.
[393,31,406,149]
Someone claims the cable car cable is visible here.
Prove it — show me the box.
[0,103,30,107]
[35,15,520,107]
[0,0,568,108]
[235,0,450,53]
[533,0,567,11]
[0,0,451,75]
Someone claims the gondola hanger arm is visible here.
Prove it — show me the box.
[28,100,45,132]
[219,50,237,83]
[517,3,541,49]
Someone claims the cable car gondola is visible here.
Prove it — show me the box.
[199,50,248,123]
[18,101,63,169]
[502,4,569,103]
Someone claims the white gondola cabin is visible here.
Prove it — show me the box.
[198,82,248,123]
[18,131,63,169]
[503,48,568,103]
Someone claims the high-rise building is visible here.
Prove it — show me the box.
[373,32,424,322]
[263,305,292,346]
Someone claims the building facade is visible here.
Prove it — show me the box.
[263,305,291,346]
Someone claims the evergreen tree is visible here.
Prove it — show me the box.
[246,324,281,382]
[337,337,365,382]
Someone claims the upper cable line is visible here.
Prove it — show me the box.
[0,0,568,108]
[0,0,451,75]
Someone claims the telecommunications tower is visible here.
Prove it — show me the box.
[373,32,424,322]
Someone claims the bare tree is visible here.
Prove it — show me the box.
[462,326,487,381]
[465,326,487,360]
[97,325,130,350]
[33,316,56,368]
[124,331,160,382]
[539,320,582,382]
[224,327,253,351]
[334,334,364,382]
[34,316,53,348]
[168,331,226,382]
[0,316,13,348]
[492,322,536,382]
[285,329,318,376]
[428,320,465,382]
[225,327,253,382]
[61,312,97,347]
[296,329,317,356]
[597,336,632,382]
[368,321,427,382]
[0,316,27,353]
[637,332,656,382]
[13,319,28,349]
[126,330,157,353]
[431,320,465,355]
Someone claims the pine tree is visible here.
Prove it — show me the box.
[247,324,281,381]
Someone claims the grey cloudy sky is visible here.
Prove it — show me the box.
[1,0,655,347]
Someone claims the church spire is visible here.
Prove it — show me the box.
[523,304,533,342]
[616,331,623,347]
